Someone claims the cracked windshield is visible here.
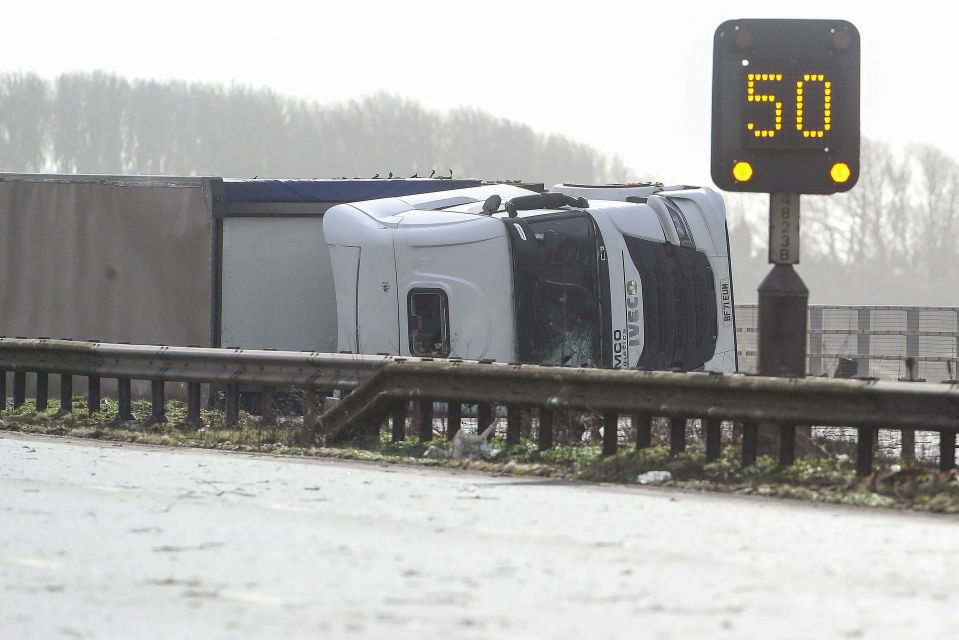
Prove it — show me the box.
[527,215,602,366]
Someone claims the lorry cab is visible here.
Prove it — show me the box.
[324,182,737,372]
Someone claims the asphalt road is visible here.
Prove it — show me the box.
[1,432,957,639]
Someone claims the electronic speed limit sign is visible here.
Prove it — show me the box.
[711,19,860,194]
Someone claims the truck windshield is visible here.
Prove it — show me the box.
[508,212,604,366]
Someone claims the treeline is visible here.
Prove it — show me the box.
[0,72,630,185]
[1,72,953,305]
[728,139,959,305]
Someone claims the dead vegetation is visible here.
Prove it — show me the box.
[2,398,958,515]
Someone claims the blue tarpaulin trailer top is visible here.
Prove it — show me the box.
[222,179,482,203]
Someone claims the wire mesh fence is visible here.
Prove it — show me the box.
[736,305,959,381]
[736,305,959,463]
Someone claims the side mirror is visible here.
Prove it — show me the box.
[482,194,502,215]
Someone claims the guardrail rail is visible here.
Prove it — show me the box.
[2,337,958,476]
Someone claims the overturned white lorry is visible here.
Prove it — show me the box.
[0,174,736,372]
[325,182,736,371]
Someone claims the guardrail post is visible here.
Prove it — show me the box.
[151,380,166,423]
[898,357,920,461]
[447,402,461,439]
[117,378,134,421]
[900,429,916,462]
[940,429,956,472]
[478,404,493,435]
[225,383,240,427]
[419,400,433,442]
[35,373,48,411]
[0,369,6,411]
[779,424,796,466]
[88,376,101,414]
[506,406,521,446]
[261,387,276,426]
[742,422,758,466]
[367,414,383,440]
[856,426,875,476]
[13,372,26,408]
[538,408,554,451]
[705,418,722,461]
[391,402,407,442]
[809,306,823,376]
[669,417,686,456]
[634,414,652,450]
[59,375,73,413]
[602,412,618,456]
[857,308,871,377]
[187,382,202,425]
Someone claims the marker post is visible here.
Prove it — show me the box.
[759,193,807,379]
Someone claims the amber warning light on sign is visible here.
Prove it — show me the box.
[711,19,860,194]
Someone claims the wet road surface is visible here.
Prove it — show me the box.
[1,431,957,639]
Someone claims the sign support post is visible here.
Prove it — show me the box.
[759,193,807,378]
[757,195,808,465]
[711,18,859,464]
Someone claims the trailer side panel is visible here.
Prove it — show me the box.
[0,174,215,346]
[221,217,337,351]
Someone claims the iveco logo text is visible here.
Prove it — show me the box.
[613,279,642,368]
[626,280,641,347]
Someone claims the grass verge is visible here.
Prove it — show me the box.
[2,399,958,514]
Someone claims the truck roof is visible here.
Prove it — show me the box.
[338,184,541,224]
[0,173,484,206]
[222,178,482,203]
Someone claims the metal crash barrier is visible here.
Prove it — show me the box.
[1,337,958,476]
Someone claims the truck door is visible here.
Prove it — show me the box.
[394,213,514,361]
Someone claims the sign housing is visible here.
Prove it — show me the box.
[711,19,860,194]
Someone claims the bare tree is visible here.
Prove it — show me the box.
[0,74,634,186]
[912,145,959,285]
[0,73,50,172]
[727,141,958,304]
[3,72,956,305]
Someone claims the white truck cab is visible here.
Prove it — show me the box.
[324,182,737,372]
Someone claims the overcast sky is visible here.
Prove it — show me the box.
[4,0,955,185]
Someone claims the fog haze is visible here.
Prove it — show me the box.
[1,1,957,305]
[4,0,956,183]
